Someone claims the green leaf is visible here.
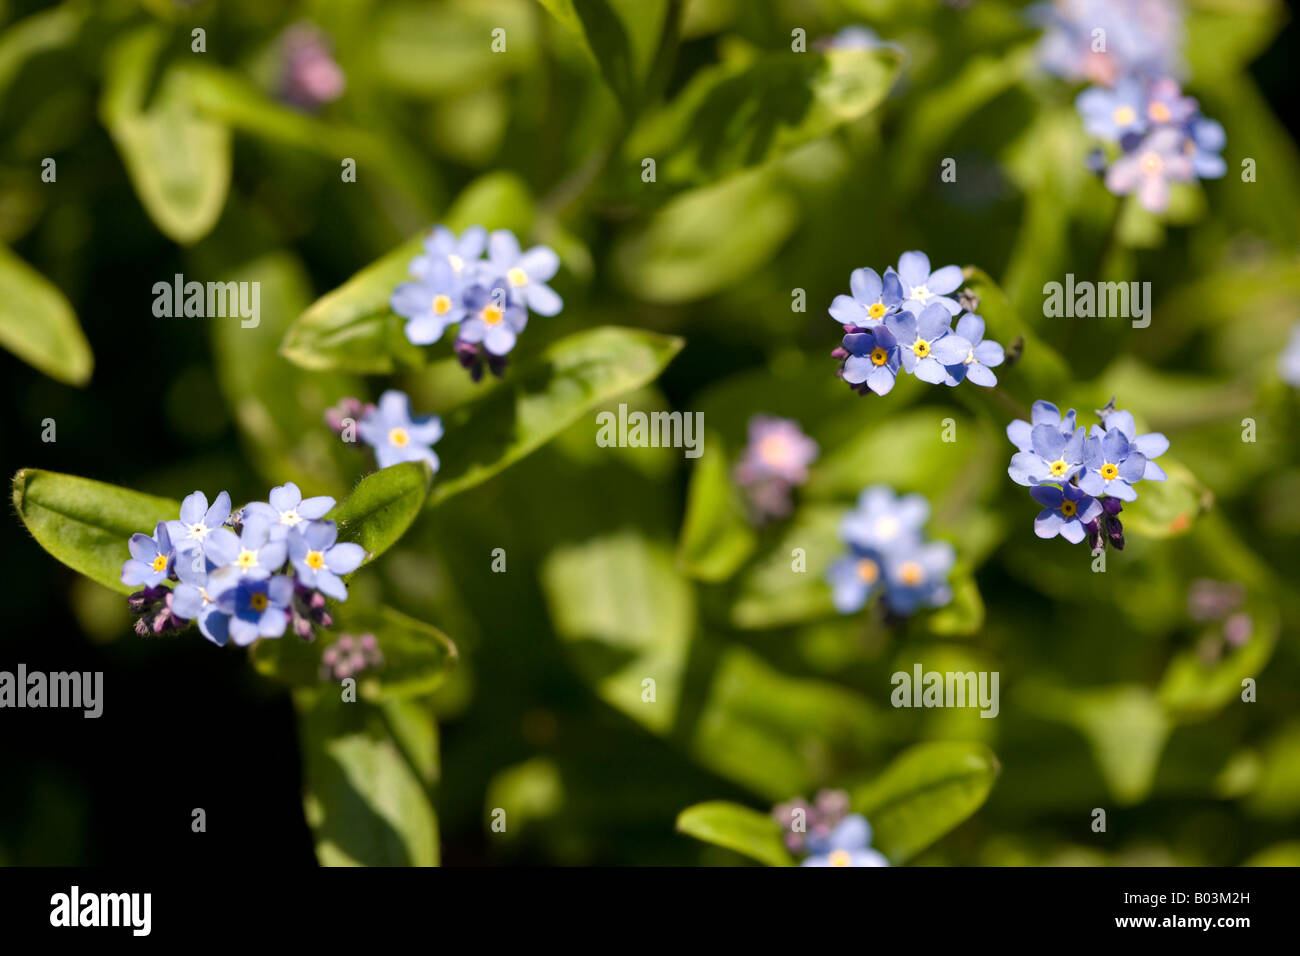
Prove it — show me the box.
[691,646,885,799]
[252,603,457,700]
[299,693,439,866]
[0,244,93,385]
[852,742,1000,864]
[539,0,670,113]
[12,469,177,595]
[675,801,795,867]
[429,326,684,506]
[676,433,755,581]
[0,4,87,101]
[209,253,359,495]
[613,169,799,304]
[959,267,1071,407]
[629,45,903,184]
[729,504,840,629]
[1024,683,1170,805]
[280,172,535,372]
[540,531,694,734]
[100,26,231,244]
[330,461,433,563]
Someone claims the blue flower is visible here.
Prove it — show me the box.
[1031,483,1103,544]
[121,522,174,588]
[1184,117,1226,180]
[205,515,287,579]
[215,574,294,647]
[1092,409,1169,481]
[841,327,902,395]
[826,545,888,614]
[1007,400,1077,453]
[829,268,903,329]
[840,485,929,553]
[883,541,955,614]
[358,390,443,470]
[1009,423,1095,486]
[1079,428,1147,501]
[410,224,487,281]
[244,482,336,539]
[457,283,528,356]
[801,814,889,867]
[1075,77,1148,142]
[166,490,236,559]
[484,229,563,316]
[391,260,467,346]
[287,521,365,601]
[885,304,971,385]
[944,313,1005,387]
[172,553,230,646]
[891,251,964,316]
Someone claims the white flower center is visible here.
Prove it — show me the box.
[279,509,301,526]
[909,285,932,302]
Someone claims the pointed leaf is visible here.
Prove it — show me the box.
[676,801,795,867]
[330,461,433,562]
[0,245,93,385]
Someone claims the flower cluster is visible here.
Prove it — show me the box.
[732,415,818,522]
[1034,0,1225,212]
[829,252,1004,396]
[328,390,443,472]
[1007,400,1168,550]
[826,486,955,616]
[320,633,384,682]
[772,789,889,867]
[120,483,364,647]
[390,225,562,381]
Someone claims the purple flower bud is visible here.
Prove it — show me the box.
[1223,612,1252,646]
[1101,496,1124,516]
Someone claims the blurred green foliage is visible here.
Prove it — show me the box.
[3,0,1299,866]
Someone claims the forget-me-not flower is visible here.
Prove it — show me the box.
[206,515,287,580]
[1080,429,1147,501]
[841,485,929,553]
[885,304,971,385]
[485,230,563,316]
[1093,409,1169,481]
[410,224,487,281]
[166,490,236,559]
[1031,483,1102,544]
[829,268,903,329]
[1007,400,1078,453]
[358,390,443,470]
[392,260,468,345]
[216,574,295,647]
[244,482,337,540]
[944,313,1004,387]
[287,521,366,601]
[121,522,175,588]
[826,544,888,614]
[458,283,528,356]
[891,251,964,316]
[841,327,902,396]
[1105,126,1196,213]
[1075,78,1149,142]
[801,814,889,867]
[1009,424,1095,486]
[882,541,956,615]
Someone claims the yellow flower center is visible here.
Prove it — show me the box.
[856,558,879,584]
[236,549,258,569]
[388,427,410,447]
[151,555,168,572]
[1100,463,1119,481]
[867,302,886,319]
[1060,500,1078,518]
[900,560,924,586]
[1112,106,1136,126]
[250,592,268,612]
[481,305,505,326]
[870,347,888,366]
[829,849,853,867]
[1049,459,1068,477]
[306,550,326,570]
[432,294,452,315]
[1139,150,1163,175]
[507,267,528,288]
[1148,101,1171,123]
[912,339,931,359]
